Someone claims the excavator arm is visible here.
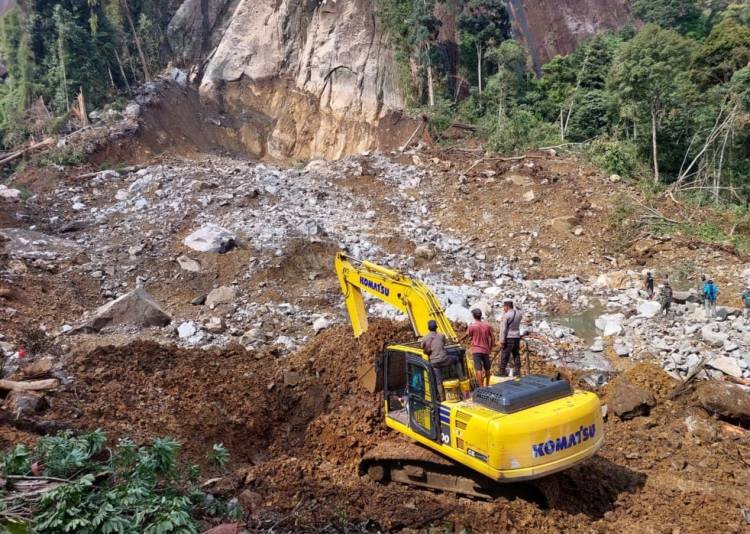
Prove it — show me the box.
[334,252,457,341]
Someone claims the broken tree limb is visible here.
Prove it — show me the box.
[400,119,427,152]
[0,138,55,167]
[0,379,59,392]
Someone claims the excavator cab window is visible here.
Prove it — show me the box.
[406,357,439,441]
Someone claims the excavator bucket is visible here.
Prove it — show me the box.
[358,362,382,393]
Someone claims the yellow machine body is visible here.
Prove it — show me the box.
[335,252,604,482]
[383,343,604,481]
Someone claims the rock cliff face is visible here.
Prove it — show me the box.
[506,0,635,71]
[167,0,635,159]
[170,0,406,160]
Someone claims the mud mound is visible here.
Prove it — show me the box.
[604,362,677,402]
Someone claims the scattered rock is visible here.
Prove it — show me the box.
[610,380,656,420]
[614,342,632,357]
[523,190,536,202]
[696,382,750,424]
[313,317,331,334]
[184,224,237,254]
[445,303,474,324]
[0,184,22,200]
[78,288,172,332]
[707,356,743,378]
[178,322,198,339]
[414,245,436,260]
[590,338,604,352]
[206,286,238,309]
[609,174,622,183]
[204,317,226,334]
[701,324,729,348]
[3,391,47,416]
[636,300,661,318]
[546,215,578,234]
[238,490,263,513]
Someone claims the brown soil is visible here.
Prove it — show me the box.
[22,321,748,532]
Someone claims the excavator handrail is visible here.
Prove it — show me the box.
[335,252,457,341]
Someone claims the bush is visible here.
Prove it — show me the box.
[0,431,244,532]
[585,138,640,178]
[487,109,558,154]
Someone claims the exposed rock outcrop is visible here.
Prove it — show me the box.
[168,0,409,160]
[507,0,636,71]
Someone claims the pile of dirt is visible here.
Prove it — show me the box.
[8,320,750,532]
[603,362,678,403]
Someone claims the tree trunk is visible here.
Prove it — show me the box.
[427,63,435,107]
[113,48,132,95]
[477,43,482,94]
[651,109,660,184]
[58,36,70,113]
[120,0,151,81]
[0,379,59,392]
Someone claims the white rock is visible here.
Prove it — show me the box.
[523,190,535,202]
[609,174,622,183]
[115,189,129,201]
[0,184,21,200]
[614,343,631,357]
[178,322,197,339]
[445,303,474,324]
[184,224,236,253]
[204,317,225,334]
[206,286,237,308]
[72,202,86,211]
[313,317,331,334]
[590,338,604,352]
[707,356,742,378]
[483,286,504,298]
[724,340,739,352]
[701,324,729,348]
[177,255,202,273]
[637,300,662,318]
[134,198,148,210]
[595,313,624,332]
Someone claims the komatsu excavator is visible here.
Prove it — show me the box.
[335,252,604,498]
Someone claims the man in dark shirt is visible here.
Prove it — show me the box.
[422,320,457,400]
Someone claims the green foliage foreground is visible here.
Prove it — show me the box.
[0,430,242,533]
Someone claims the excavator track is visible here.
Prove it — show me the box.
[359,440,557,505]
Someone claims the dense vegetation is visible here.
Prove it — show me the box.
[0,430,240,532]
[377,0,750,207]
[0,0,180,147]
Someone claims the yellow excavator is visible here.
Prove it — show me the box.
[335,252,604,498]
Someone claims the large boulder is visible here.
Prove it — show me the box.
[696,381,750,425]
[184,224,236,253]
[445,303,474,324]
[707,356,743,378]
[593,271,636,291]
[206,285,238,308]
[78,288,172,332]
[637,300,662,318]
[595,313,624,336]
[609,380,656,420]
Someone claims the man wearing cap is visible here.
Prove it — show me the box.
[498,299,523,377]
[741,287,750,319]
[459,308,495,387]
[421,320,457,400]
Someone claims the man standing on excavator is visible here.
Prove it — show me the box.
[422,320,457,400]
[498,299,523,377]
[459,309,494,387]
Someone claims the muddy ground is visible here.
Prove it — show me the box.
[1,124,750,532]
[0,321,738,533]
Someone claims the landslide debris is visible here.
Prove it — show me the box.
[27,323,749,532]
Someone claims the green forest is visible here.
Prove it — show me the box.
[0,0,181,146]
[378,0,750,206]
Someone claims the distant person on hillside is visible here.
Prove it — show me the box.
[498,299,523,377]
[742,287,750,318]
[422,320,457,400]
[459,308,495,387]
[659,279,673,317]
[704,279,719,318]
[697,274,707,307]
[645,272,655,299]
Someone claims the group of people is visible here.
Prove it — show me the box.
[645,272,750,318]
[420,299,523,399]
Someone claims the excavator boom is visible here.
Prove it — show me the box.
[334,252,457,340]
